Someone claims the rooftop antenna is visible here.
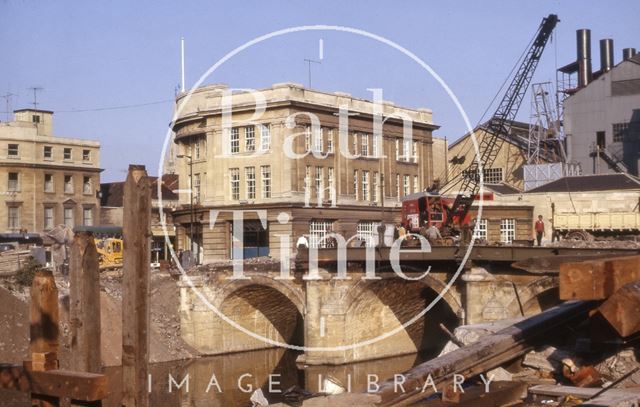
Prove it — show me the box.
[27,86,43,109]
[1,93,15,121]
[303,58,321,88]
[180,37,185,93]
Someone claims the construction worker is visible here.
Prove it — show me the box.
[535,215,545,246]
[425,222,442,245]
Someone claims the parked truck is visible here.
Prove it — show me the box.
[554,211,640,240]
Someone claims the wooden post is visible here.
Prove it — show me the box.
[122,165,151,407]
[30,269,60,407]
[69,231,102,373]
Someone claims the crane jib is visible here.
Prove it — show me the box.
[446,14,558,224]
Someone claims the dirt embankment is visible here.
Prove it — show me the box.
[0,269,198,367]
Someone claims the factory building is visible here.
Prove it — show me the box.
[559,30,640,176]
[171,83,439,263]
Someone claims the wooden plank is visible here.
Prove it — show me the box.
[374,300,597,407]
[598,280,640,337]
[0,364,108,401]
[425,381,527,407]
[30,270,59,355]
[559,255,640,300]
[531,384,640,406]
[70,232,102,374]
[122,165,151,407]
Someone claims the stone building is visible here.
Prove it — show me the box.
[0,109,101,234]
[171,83,439,262]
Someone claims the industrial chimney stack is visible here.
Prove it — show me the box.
[599,39,614,73]
[623,48,637,61]
[577,29,592,88]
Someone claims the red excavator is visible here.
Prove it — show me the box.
[402,14,559,238]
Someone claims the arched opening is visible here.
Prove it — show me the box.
[219,284,304,350]
[522,286,561,316]
[345,278,459,361]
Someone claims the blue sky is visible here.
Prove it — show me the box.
[1,0,638,181]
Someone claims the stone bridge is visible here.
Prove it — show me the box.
[179,258,560,365]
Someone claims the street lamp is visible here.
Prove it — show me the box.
[177,154,195,263]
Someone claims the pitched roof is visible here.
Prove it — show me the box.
[100,174,179,207]
[484,183,521,195]
[526,173,640,193]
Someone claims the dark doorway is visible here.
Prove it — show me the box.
[596,131,606,149]
[231,220,269,259]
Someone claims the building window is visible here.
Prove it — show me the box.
[8,207,19,230]
[373,172,379,202]
[245,126,255,152]
[353,170,359,200]
[83,208,93,226]
[44,207,54,230]
[8,144,18,157]
[245,167,255,199]
[395,139,400,160]
[413,141,419,163]
[372,135,379,158]
[396,173,400,199]
[230,168,240,200]
[8,172,18,192]
[64,175,73,193]
[260,124,270,151]
[83,176,92,194]
[403,175,410,196]
[64,207,74,228]
[361,134,369,157]
[63,148,72,160]
[352,134,358,156]
[44,174,54,192]
[500,218,516,244]
[475,219,488,240]
[304,126,311,152]
[261,165,271,198]
[193,173,201,203]
[44,146,53,159]
[612,122,628,143]
[463,167,504,184]
[313,127,323,153]
[309,219,333,248]
[356,221,379,247]
[327,167,335,203]
[230,128,240,154]
[32,115,40,123]
[362,170,370,201]
[403,140,411,162]
[82,149,91,162]
[315,166,324,200]
[413,175,419,193]
[326,129,334,153]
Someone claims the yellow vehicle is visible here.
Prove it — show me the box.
[95,238,123,270]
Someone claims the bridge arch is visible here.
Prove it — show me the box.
[213,274,305,350]
[341,267,462,361]
[506,276,560,317]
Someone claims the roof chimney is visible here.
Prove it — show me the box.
[599,39,614,73]
[576,29,592,87]
[622,48,637,61]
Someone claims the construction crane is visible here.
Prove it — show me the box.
[446,14,559,227]
[401,14,559,237]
